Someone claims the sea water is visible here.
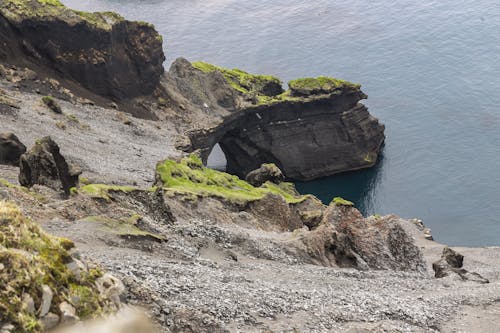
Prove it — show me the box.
[62,0,500,247]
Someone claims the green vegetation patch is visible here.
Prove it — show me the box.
[1,0,125,30]
[0,177,47,203]
[79,184,138,201]
[0,201,105,332]
[156,155,307,205]
[192,61,283,96]
[288,76,360,96]
[332,197,355,207]
[82,215,165,242]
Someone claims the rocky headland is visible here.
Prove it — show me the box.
[1,1,500,332]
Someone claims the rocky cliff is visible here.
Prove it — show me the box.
[164,59,385,180]
[0,0,165,100]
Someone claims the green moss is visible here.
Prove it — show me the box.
[288,76,360,95]
[332,197,354,207]
[156,155,308,205]
[82,215,165,242]
[0,177,48,203]
[37,0,62,6]
[79,184,138,201]
[192,61,282,96]
[1,0,125,30]
[0,201,105,332]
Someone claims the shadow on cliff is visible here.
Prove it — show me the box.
[295,151,385,216]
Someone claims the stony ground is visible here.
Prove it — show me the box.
[2,68,500,332]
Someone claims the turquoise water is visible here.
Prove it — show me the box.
[62,0,500,247]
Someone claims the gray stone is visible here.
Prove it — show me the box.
[39,284,53,317]
[59,301,79,324]
[22,293,35,314]
[40,312,59,331]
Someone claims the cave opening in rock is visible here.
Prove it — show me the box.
[206,143,227,171]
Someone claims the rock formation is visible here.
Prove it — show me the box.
[0,132,26,165]
[19,136,81,195]
[0,0,165,100]
[164,59,385,181]
[245,163,284,187]
[433,247,489,283]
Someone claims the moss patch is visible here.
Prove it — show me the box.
[332,197,354,207]
[82,215,165,242]
[0,177,48,203]
[1,0,125,30]
[156,155,307,205]
[0,201,105,332]
[79,184,138,201]
[192,61,283,97]
[288,76,360,96]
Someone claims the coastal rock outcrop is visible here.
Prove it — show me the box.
[0,0,165,100]
[0,132,26,165]
[165,59,385,180]
[19,136,81,195]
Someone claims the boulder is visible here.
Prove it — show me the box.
[324,204,426,271]
[0,133,26,166]
[39,284,53,317]
[245,163,285,187]
[18,137,81,195]
[0,0,165,100]
[432,247,489,283]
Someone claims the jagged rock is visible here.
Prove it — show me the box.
[59,301,79,324]
[41,96,62,114]
[65,258,87,282]
[322,204,426,271]
[21,293,35,314]
[18,136,81,195]
[0,133,26,166]
[245,163,284,187]
[0,0,165,100]
[39,284,53,317]
[95,273,125,308]
[40,312,59,331]
[432,247,489,283]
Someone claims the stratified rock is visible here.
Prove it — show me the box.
[170,60,385,181]
[245,163,285,187]
[0,0,165,100]
[0,133,26,166]
[432,247,489,283]
[18,137,81,195]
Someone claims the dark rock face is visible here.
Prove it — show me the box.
[168,60,385,181]
[0,0,165,100]
[0,132,26,166]
[245,163,284,187]
[19,136,81,195]
[433,247,489,283]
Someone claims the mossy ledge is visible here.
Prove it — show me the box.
[78,184,139,201]
[156,155,308,205]
[0,201,106,332]
[191,61,360,106]
[0,0,125,30]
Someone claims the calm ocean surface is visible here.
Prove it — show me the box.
[62,0,500,247]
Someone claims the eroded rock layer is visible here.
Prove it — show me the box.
[0,0,165,100]
[167,59,385,180]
